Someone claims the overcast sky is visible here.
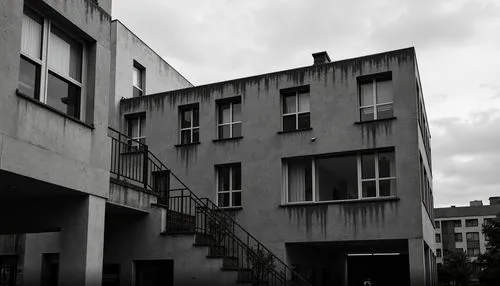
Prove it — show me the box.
[112,0,500,207]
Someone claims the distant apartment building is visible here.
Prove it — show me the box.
[434,197,500,265]
[0,1,435,285]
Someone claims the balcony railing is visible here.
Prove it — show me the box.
[108,127,312,286]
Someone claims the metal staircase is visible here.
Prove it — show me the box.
[108,127,311,286]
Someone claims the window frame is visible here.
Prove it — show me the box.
[216,97,242,139]
[282,149,396,204]
[436,234,441,243]
[280,86,311,132]
[455,233,463,242]
[358,72,393,121]
[178,103,200,145]
[466,232,479,242]
[465,219,479,227]
[359,151,397,198]
[132,61,145,97]
[19,5,87,120]
[216,163,242,208]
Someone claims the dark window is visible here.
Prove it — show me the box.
[436,249,442,258]
[361,151,396,198]
[18,56,41,99]
[466,232,479,241]
[217,98,242,139]
[436,234,441,243]
[217,164,242,208]
[46,72,81,118]
[359,77,393,121]
[435,221,441,229]
[126,114,146,149]
[316,154,358,201]
[281,86,310,131]
[133,62,145,97]
[465,219,479,227]
[455,233,463,242]
[179,105,200,144]
[286,158,313,203]
[452,220,462,228]
[467,248,480,257]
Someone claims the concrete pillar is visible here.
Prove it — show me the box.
[59,195,106,286]
[408,238,426,286]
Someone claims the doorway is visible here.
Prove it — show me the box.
[347,254,410,286]
[135,260,173,286]
[0,255,17,286]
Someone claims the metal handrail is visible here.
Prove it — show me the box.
[108,127,311,286]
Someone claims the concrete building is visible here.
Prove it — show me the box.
[114,47,436,285]
[0,1,435,285]
[434,197,500,266]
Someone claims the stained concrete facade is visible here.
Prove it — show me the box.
[0,0,111,284]
[116,47,436,285]
[108,20,193,128]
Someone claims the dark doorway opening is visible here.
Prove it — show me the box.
[135,260,173,286]
[0,255,17,286]
[347,254,410,286]
[41,253,59,286]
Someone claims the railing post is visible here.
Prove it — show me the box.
[142,145,149,189]
[117,133,121,180]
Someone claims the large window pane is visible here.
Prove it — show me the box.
[379,179,396,197]
[361,154,375,179]
[360,82,373,106]
[49,26,82,82]
[362,181,376,198]
[360,107,374,121]
[316,155,358,201]
[218,193,230,208]
[377,104,393,119]
[180,130,191,144]
[193,108,199,127]
[232,102,241,122]
[181,110,191,128]
[128,118,139,138]
[298,113,310,129]
[46,72,80,118]
[376,80,392,104]
[232,165,241,190]
[21,9,43,59]
[378,151,395,178]
[192,128,199,143]
[218,125,230,139]
[283,94,296,114]
[218,103,230,124]
[232,192,242,207]
[218,166,230,192]
[283,115,296,131]
[232,123,242,137]
[18,57,40,98]
[287,158,312,202]
[298,91,310,112]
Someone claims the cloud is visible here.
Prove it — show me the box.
[432,109,500,206]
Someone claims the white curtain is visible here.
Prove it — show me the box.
[21,12,42,59]
[49,30,71,77]
[298,92,310,112]
[288,163,306,202]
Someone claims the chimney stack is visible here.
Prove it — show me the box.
[470,200,483,207]
[489,196,500,205]
[312,51,331,65]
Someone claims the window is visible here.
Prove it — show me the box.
[451,220,462,228]
[455,233,463,242]
[179,104,200,144]
[436,249,442,258]
[436,234,441,243]
[284,150,396,203]
[18,6,85,119]
[484,218,494,226]
[217,98,242,139]
[467,248,480,257]
[466,232,479,241]
[216,164,242,208]
[126,114,146,149]
[358,74,393,121]
[465,219,479,227]
[435,221,441,229]
[281,86,310,131]
[133,62,145,97]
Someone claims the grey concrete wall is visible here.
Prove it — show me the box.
[109,182,158,211]
[104,207,244,285]
[109,20,192,128]
[119,48,424,255]
[0,0,111,198]
[23,232,60,286]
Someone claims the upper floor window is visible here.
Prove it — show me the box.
[125,113,145,150]
[467,247,480,257]
[281,86,310,132]
[455,233,463,242]
[18,6,85,119]
[216,164,242,208]
[133,62,145,97]
[435,221,441,229]
[284,149,396,204]
[358,73,393,121]
[465,219,479,227]
[436,234,441,243]
[217,98,242,139]
[466,232,479,242]
[436,249,442,258]
[179,104,199,144]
